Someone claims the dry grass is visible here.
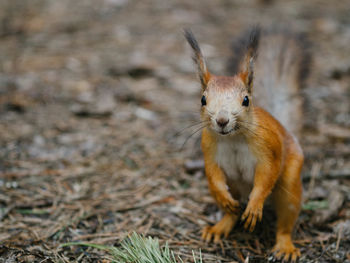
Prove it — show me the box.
[1,0,350,262]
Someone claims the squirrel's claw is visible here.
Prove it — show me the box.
[272,242,300,262]
[241,202,263,232]
[201,214,237,243]
[202,226,224,243]
[225,200,240,214]
[201,225,230,243]
[216,194,239,214]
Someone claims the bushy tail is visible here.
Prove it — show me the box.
[227,28,311,136]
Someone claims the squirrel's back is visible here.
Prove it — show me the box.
[228,29,311,136]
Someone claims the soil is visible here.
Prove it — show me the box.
[1,0,350,262]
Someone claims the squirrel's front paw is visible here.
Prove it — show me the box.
[241,201,263,232]
[216,194,239,214]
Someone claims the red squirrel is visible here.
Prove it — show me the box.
[185,27,310,262]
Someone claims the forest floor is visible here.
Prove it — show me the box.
[0,0,350,262]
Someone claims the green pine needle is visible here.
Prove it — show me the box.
[61,232,203,263]
[302,200,329,210]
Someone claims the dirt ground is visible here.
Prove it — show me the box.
[1,0,350,262]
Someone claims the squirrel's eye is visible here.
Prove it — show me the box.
[242,96,249,107]
[201,95,207,106]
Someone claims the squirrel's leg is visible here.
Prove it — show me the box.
[202,213,238,243]
[272,156,303,262]
[241,160,280,232]
[201,129,240,242]
[201,168,240,243]
[202,157,240,242]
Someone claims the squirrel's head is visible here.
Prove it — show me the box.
[184,28,260,136]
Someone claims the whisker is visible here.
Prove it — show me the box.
[206,109,215,116]
[238,120,276,134]
[176,110,201,115]
[238,124,260,138]
[173,120,209,138]
[232,108,245,116]
[180,124,208,151]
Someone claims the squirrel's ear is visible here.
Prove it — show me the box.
[184,29,211,90]
[238,27,260,93]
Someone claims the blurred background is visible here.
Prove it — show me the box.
[0,0,349,262]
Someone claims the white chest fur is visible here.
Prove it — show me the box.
[215,134,256,200]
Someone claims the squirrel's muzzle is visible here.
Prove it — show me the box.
[216,110,230,128]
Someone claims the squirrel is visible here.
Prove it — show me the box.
[185,27,310,262]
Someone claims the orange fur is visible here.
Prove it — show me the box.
[239,72,249,85]
[203,71,211,87]
[185,28,305,261]
[201,128,240,215]
[201,105,303,260]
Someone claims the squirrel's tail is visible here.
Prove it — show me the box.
[227,28,311,137]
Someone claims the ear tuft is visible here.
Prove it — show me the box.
[184,29,210,89]
[239,26,261,93]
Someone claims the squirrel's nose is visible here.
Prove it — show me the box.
[216,117,229,128]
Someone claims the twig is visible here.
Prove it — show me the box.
[302,169,350,182]
[305,163,321,201]
[335,224,343,252]
[0,204,15,221]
